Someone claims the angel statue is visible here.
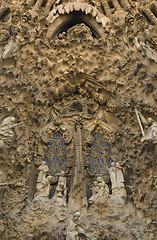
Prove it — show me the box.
[0,116,22,139]
[135,109,157,144]
[0,116,22,150]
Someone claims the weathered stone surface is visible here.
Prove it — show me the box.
[0,0,157,239]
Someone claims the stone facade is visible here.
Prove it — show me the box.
[0,0,157,239]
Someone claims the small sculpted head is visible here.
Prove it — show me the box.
[93,181,98,186]
[116,162,120,167]
[97,176,102,183]
[111,162,115,167]
[147,117,153,124]
[60,171,65,176]
[2,116,15,126]
[73,211,80,221]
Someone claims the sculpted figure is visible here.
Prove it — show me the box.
[109,162,126,198]
[108,162,117,190]
[53,171,67,206]
[115,162,125,189]
[144,117,157,144]
[0,116,21,140]
[35,161,51,198]
[36,161,49,183]
[135,109,157,144]
[97,176,109,197]
[89,177,109,205]
[58,171,67,198]
[66,212,89,240]
[89,181,99,204]
[66,212,81,240]
[35,175,52,198]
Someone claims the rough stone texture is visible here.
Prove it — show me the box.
[0,0,157,239]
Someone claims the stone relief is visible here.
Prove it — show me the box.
[135,109,157,144]
[66,211,90,240]
[0,0,157,239]
[0,116,17,139]
[34,161,52,198]
[109,162,126,205]
[89,176,109,205]
[144,118,157,144]
[0,116,22,152]
[35,175,52,198]
[53,171,67,207]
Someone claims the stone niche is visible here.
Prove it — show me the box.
[0,0,157,239]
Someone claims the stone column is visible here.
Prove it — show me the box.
[68,120,87,212]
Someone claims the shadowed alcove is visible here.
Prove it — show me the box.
[47,11,106,40]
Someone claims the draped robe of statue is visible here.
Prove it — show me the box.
[53,172,67,206]
[109,162,126,201]
[116,163,125,189]
[35,161,51,198]
[36,161,49,183]
[108,162,117,190]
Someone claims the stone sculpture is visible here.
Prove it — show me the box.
[53,172,67,206]
[0,0,157,239]
[35,161,52,198]
[135,37,157,63]
[66,212,81,240]
[97,176,109,197]
[58,171,67,198]
[88,180,99,204]
[108,162,117,191]
[115,163,125,189]
[109,162,126,199]
[66,212,89,240]
[89,176,109,205]
[35,176,52,198]
[0,116,21,140]
[135,109,157,144]
[35,175,52,198]
[36,161,49,183]
[144,118,157,144]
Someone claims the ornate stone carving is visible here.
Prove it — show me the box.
[66,212,81,240]
[143,117,157,144]
[109,162,126,201]
[0,116,22,150]
[34,161,52,198]
[35,175,52,198]
[135,109,157,144]
[135,37,157,63]
[0,0,157,239]
[53,171,67,207]
[66,212,90,240]
[89,176,109,205]
[0,116,16,139]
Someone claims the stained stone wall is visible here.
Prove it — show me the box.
[0,0,157,240]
